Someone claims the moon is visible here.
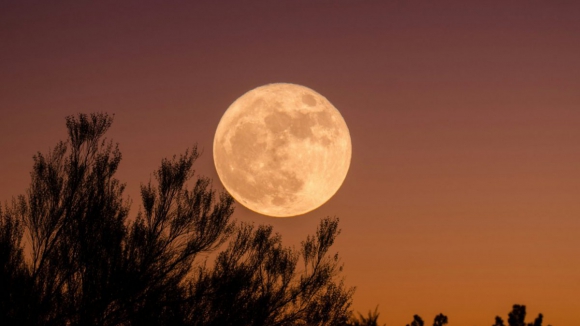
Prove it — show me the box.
[213,83,351,217]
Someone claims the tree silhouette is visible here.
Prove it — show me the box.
[0,113,354,326]
[531,315,544,326]
[432,313,448,326]
[0,205,30,325]
[493,304,548,326]
[403,313,447,326]
[184,218,353,326]
[406,314,424,326]
[494,316,506,326]
[349,306,385,326]
[508,305,527,326]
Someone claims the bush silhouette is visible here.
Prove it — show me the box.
[349,306,385,326]
[406,314,424,326]
[0,113,354,326]
[432,313,448,326]
[494,304,548,326]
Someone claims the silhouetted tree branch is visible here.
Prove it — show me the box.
[0,204,30,324]
[184,216,353,326]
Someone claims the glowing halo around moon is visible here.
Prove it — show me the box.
[213,83,351,217]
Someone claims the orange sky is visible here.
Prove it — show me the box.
[1,1,579,325]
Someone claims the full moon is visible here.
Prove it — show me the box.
[213,83,351,217]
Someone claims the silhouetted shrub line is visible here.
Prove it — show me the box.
[349,304,549,326]
[0,113,553,326]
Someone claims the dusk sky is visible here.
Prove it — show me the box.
[1,1,579,325]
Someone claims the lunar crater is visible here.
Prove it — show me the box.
[302,93,317,106]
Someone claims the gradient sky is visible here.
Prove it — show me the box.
[1,1,579,325]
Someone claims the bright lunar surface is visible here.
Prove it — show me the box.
[213,83,352,217]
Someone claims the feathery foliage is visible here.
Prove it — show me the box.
[0,113,353,326]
